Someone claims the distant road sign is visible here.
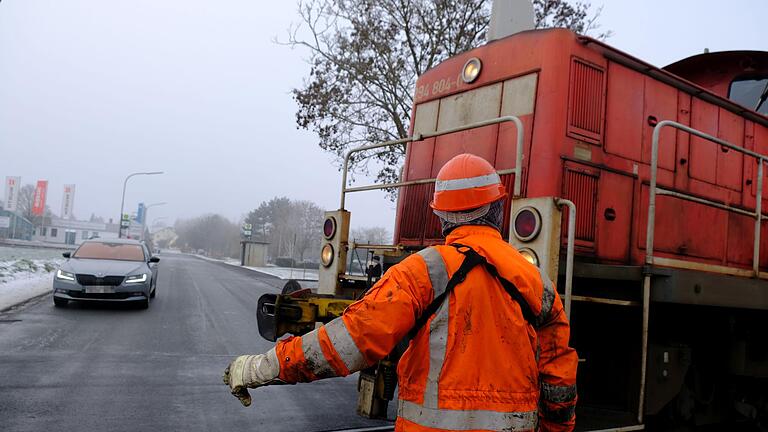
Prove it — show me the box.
[242,223,252,230]
[0,216,10,229]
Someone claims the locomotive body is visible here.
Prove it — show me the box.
[397,28,768,274]
[386,28,768,429]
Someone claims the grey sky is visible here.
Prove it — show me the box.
[1,1,766,233]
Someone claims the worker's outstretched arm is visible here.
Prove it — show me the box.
[224,253,432,406]
[536,276,579,432]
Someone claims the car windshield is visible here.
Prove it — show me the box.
[73,242,146,261]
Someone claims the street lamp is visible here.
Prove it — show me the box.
[141,202,167,241]
[119,171,163,238]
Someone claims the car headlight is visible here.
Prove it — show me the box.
[56,269,75,282]
[125,274,148,284]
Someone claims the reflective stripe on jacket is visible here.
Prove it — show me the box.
[275,225,578,431]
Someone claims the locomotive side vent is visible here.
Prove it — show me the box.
[424,183,443,242]
[399,183,431,242]
[500,173,518,240]
[568,59,605,144]
[564,168,598,243]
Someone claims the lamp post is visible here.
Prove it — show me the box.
[141,202,167,241]
[119,171,163,238]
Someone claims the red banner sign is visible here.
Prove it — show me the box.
[32,180,48,216]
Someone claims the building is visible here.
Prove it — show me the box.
[241,240,269,267]
[0,210,35,241]
[33,217,120,245]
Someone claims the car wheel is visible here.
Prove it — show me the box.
[53,297,68,307]
[150,283,156,299]
[139,296,150,309]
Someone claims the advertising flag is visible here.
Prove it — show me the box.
[4,176,20,211]
[61,184,76,219]
[32,180,48,216]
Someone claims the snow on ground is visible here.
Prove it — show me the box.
[0,273,54,311]
[191,254,319,281]
[248,266,319,281]
[0,245,66,310]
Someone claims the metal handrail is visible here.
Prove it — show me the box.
[646,120,768,274]
[556,198,576,319]
[638,119,768,423]
[339,116,525,209]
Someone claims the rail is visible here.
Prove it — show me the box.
[339,116,525,209]
[638,119,768,423]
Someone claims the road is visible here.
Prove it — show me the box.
[0,254,394,432]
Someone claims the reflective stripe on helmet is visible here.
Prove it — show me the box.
[398,400,538,431]
[435,172,501,192]
[300,328,337,378]
[323,317,367,373]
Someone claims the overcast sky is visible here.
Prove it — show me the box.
[1,1,766,233]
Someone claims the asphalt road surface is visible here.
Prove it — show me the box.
[0,253,394,432]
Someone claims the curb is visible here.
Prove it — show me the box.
[0,289,52,313]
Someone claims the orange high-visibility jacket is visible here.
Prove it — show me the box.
[275,225,578,432]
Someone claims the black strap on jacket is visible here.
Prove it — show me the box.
[410,244,537,339]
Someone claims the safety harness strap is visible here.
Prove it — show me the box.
[411,244,536,339]
[410,245,485,337]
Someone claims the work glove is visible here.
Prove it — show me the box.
[223,347,282,407]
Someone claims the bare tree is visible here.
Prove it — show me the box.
[351,226,391,244]
[16,184,35,221]
[174,214,241,258]
[15,183,52,224]
[287,0,609,198]
[245,197,325,263]
[533,0,612,39]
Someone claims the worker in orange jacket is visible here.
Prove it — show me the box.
[224,153,579,431]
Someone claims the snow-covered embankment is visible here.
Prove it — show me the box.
[0,257,62,310]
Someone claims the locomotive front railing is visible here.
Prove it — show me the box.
[639,119,768,423]
[339,115,525,209]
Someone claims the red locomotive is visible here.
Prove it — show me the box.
[300,19,768,432]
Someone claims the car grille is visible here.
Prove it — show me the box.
[75,274,125,286]
[65,290,137,300]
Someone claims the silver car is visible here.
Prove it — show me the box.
[52,239,159,309]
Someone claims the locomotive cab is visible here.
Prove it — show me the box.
[665,50,768,116]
